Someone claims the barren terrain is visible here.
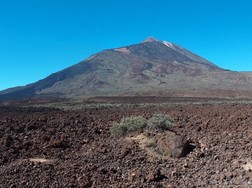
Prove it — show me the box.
[0,99,252,187]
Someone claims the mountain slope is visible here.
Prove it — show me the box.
[1,38,252,100]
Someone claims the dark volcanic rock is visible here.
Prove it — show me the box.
[77,175,93,188]
[155,131,190,158]
[0,103,252,187]
[146,168,165,182]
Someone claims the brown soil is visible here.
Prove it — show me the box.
[0,102,252,187]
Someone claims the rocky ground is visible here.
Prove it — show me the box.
[0,101,251,187]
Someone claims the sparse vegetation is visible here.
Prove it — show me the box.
[110,124,128,136]
[1,103,251,187]
[110,116,147,136]
[110,113,174,136]
[147,114,174,132]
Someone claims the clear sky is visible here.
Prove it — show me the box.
[1,0,252,91]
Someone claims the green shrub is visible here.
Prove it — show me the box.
[110,123,128,136]
[110,114,174,136]
[147,114,174,132]
[110,116,147,136]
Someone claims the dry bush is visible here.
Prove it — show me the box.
[147,114,174,132]
[110,116,147,136]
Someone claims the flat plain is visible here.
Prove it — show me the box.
[0,97,251,187]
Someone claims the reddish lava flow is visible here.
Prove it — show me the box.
[0,103,251,187]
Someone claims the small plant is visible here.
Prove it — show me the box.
[110,114,174,136]
[110,116,147,136]
[147,114,174,132]
[110,123,128,136]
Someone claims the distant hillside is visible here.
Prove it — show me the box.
[1,37,252,101]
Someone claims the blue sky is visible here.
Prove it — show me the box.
[1,0,252,90]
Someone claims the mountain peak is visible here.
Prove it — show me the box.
[143,37,159,43]
[143,37,174,48]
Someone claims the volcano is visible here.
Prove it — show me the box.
[1,37,252,101]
